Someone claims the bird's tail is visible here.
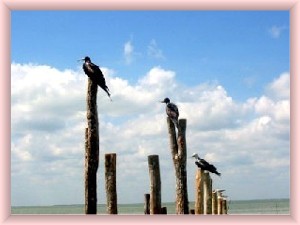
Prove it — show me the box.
[105,87,112,101]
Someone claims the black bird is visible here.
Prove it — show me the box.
[191,153,221,176]
[161,97,179,128]
[80,56,111,100]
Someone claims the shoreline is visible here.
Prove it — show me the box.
[11,198,290,215]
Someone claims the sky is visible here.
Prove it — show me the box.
[11,11,290,207]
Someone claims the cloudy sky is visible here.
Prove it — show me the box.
[11,11,290,207]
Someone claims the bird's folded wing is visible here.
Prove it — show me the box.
[167,103,179,116]
[200,159,210,167]
[85,63,95,74]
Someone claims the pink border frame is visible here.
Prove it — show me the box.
[1,0,299,224]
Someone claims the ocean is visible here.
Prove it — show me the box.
[11,198,289,215]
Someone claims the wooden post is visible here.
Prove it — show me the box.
[217,195,223,215]
[148,155,161,214]
[85,78,99,214]
[212,191,218,214]
[195,169,204,214]
[190,209,195,214]
[105,153,117,214]
[161,207,167,214]
[167,117,189,214]
[203,172,212,214]
[222,198,228,214]
[144,194,150,214]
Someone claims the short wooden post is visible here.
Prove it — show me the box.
[217,195,223,215]
[85,78,99,214]
[190,209,195,214]
[203,172,212,214]
[144,194,150,214]
[222,198,228,214]
[148,155,161,214]
[105,153,117,214]
[167,118,189,214]
[161,207,167,214]
[212,191,218,214]
[195,169,204,214]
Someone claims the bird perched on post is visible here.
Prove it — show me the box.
[213,189,225,194]
[161,97,179,128]
[191,153,221,176]
[80,56,112,101]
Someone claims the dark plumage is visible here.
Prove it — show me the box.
[191,153,221,176]
[81,56,111,100]
[161,97,179,128]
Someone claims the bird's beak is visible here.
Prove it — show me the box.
[160,100,165,103]
[77,58,84,62]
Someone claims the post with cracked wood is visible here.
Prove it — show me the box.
[85,78,99,214]
[167,117,189,214]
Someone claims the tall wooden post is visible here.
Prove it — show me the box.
[85,78,99,214]
[167,117,189,214]
[195,169,204,214]
[203,172,212,214]
[105,153,118,214]
[148,155,162,214]
[144,194,150,214]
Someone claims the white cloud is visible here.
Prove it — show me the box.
[147,39,165,59]
[11,63,290,206]
[123,41,134,64]
[266,72,290,100]
[268,25,288,39]
[123,39,165,64]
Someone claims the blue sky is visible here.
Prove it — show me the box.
[11,11,290,207]
[12,11,289,100]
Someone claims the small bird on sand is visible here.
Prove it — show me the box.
[80,56,111,101]
[191,153,221,176]
[161,97,179,128]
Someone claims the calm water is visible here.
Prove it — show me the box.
[11,199,289,215]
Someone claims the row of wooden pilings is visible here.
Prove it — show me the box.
[145,154,228,215]
[99,153,228,215]
[194,169,228,215]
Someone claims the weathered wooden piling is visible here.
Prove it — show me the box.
[222,198,228,214]
[217,195,223,215]
[167,117,189,214]
[105,153,118,214]
[203,172,212,214]
[195,169,204,214]
[148,155,162,214]
[144,194,150,214]
[214,190,228,215]
[212,191,218,214]
[85,78,99,214]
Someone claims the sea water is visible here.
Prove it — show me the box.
[11,198,289,215]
